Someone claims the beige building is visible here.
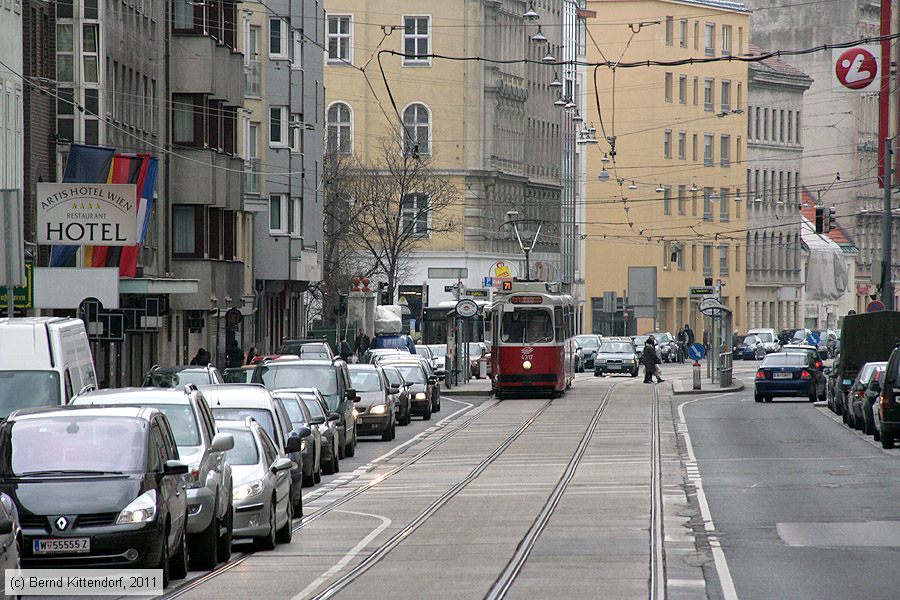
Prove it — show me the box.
[323,0,578,319]
[583,0,749,335]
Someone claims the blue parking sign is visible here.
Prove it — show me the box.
[483,277,493,287]
[688,343,706,360]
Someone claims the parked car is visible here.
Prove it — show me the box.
[414,345,435,367]
[278,338,334,360]
[427,344,448,380]
[747,328,780,354]
[574,335,602,370]
[632,335,651,363]
[72,386,235,568]
[378,355,441,413]
[223,365,256,384]
[384,362,434,420]
[200,384,307,515]
[363,348,409,364]
[593,339,639,377]
[860,364,888,437]
[0,494,19,590]
[468,342,492,379]
[810,330,837,359]
[0,406,189,586]
[216,419,294,549]
[381,366,412,426]
[271,392,321,487]
[781,345,824,371]
[646,332,681,362]
[876,344,900,448]
[572,343,585,373]
[736,335,766,360]
[754,352,826,403]
[297,390,341,475]
[144,365,224,388]
[844,361,886,431]
[348,365,396,441]
[0,317,97,415]
[835,312,900,418]
[251,359,359,459]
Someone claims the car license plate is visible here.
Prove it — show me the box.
[33,538,90,554]
[773,372,792,379]
[608,365,620,370]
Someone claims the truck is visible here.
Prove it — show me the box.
[831,311,900,416]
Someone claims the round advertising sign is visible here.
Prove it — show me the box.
[835,47,878,90]
[455,298,479,319]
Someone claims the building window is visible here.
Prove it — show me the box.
[245,26,260,96]
[692,243,697,271]
[703,187,713,221]
[290,112,303,153]
[703,244,712,276]
[693,77,698,105]
[763,108,769,141]
[664,130,672,159]
[401,192,429,238]
[704,134,714,167]
[173,205,204,258]
[269,18,287,59]
[327,15,351,63]
[722,24,732,56]
[720,80,730,113]
[736,136,742,165]
[735,244,741,272]
[678,131,686,160]
[291,30,303,70]
[56,88,75,142]
[665,16,673,45]
[755,106,760,139]
[172,94,202,145]
[703,78,714,111]
[269,106,288,146]
[290,197,303,236]
[704,23,715,56]
[692,133,698,161]
[719,245,729,276]
[720,134,730,166]
[403,16,430,64]
[678,243,685,270]
[796,111,801,143]
[244,121,260,195]
[173,0,194,29]
[692,188,698,217]
[779,109,785,142]
[679,19,688,48]
[720,187,730,221]
[327,102,353,155]
[735,187,741,219]
[269,194,288,233]
[402,103,430,156]
[787,111,793,143]
[56,23,74,82]
[678,185,686,215]
[82,24,99,83]
[663,186,672,215]
[678,75,687,104]
[664,72,673,102]
[736,82,742,110]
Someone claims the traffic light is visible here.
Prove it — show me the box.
[704,277,713,287]
[814,206,825,234]
[826,206,837,233]
[338,293,348,316]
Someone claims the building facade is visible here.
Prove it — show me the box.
[745,49,811,330]
[322,0,578,316]
[1,0,24,205]
[583,0,750,335]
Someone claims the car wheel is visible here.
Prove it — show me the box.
[882,429,895,449]
[332,441,340,473]
[754,394,763,403]
[275,499,293,544]
[594,371,600,377]
[189,506,219,570]
[337,431,346,460]
[345,429,356,458]
[158,522,171,589]
[314,461,321,483]
[255,502,277,551]
[170,516,189,581]
[874,426,882,442]
[381,419,393,441]
[423,402,432,420]
[631,369,639,377]
[436,396,441,412]
[765,396,773,403]
[216,499,233,563]
[302,463,315,487]
[402,407,411,426]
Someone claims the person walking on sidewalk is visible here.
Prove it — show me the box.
[354,328,370,363]
[643,337,664,384]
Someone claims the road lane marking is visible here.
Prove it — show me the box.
[678,397,739,600]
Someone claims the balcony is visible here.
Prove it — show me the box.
[171,148,244,209]
[171,35,243,105]
[291,248,321,283]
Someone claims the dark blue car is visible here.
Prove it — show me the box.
[737,334,766,360]
[754,352,827,403]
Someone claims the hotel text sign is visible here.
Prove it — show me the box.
[37,183,138,246]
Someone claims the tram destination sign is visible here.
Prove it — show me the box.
[37,183,138,246]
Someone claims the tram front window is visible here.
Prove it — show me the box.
[500,309,554,344]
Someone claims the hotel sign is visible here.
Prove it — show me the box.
[37,183,138,246]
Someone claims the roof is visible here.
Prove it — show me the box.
[75,387,193,405]
[198,384,274,408]
[9,404,154,421]
[748,45,812,80]
[150,365,210,373]
[258,359,335,367]
[800,187,857,250]
[665,0,750,13]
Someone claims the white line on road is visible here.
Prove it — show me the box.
[677,397,739,600]
[291,510,393,600]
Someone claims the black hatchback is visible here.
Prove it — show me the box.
[0,406,190,585]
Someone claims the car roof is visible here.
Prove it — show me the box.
[348,363,378,370]
[783,344,816,350]
[257,359,336,367]
[199,384,274,408]
[74,387,196,405]
[9,404,157,422]
[149,365,209,373]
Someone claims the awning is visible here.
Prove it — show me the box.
[119,277,199,295]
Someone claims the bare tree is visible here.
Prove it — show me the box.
[343,138,458,302]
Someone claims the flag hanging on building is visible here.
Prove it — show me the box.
[118,156,158,278]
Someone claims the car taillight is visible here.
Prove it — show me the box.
[816,361,823,369]
[881,392,892,411]
[801,370,812,379]
[756,370,765,379]
[857,390,865,398]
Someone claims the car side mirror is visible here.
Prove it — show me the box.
[285,434,304,454]
[328,411,341,421]
[163,460,189,476]
[390,384,400,392]
[427,376,437,384]
[346,388,359,402]
[0,518,13,535]
[311,416,326,425]
[210,432,235,453]
[271,457,295,473]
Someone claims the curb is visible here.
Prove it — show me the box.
[672,381,745,395]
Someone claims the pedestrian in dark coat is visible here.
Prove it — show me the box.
[246,347,258,365]
[684,324,695,348]
[642,338,659,383]
[190,348,211,366]
[337,336,353,362]
[226,340,244,369]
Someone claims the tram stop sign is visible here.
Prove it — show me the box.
[688,343,706,360]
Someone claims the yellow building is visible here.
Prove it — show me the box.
[583,0,749,336]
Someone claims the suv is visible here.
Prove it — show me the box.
[876,345,900,448]
[251,359,359,459]
[143,365,223,388]
[200,384,308,515]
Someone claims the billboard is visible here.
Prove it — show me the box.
[37,183,138,246]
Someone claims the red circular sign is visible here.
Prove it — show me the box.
[835,47,878,90]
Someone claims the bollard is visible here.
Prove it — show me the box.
[692,360,702,390]
[479,358,487,379]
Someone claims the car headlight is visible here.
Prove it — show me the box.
[370,404,388,415]
[415,392,426,400]
[352,408,359,418]
[597,359,606,364]
[301,438,308,452]
[233,481,264,501]
[116,490,157,524]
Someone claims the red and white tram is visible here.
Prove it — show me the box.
[491,281,576,399]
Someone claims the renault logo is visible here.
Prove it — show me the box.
[55,517,68,530]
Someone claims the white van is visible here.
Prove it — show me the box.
[0,317,97,417]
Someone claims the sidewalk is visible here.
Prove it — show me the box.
[442,376,494,397]
[671,377,744,395]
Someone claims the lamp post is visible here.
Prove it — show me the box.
[501,211,544,281]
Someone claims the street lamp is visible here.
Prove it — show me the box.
[501,211,544,282]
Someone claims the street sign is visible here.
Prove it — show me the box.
[867,300,885,313]
[466,289,489,298]
[483,277,493,287]
[806,332,820,346]
[833,46,880,92]
[690,286,716,300]
[602,291,617,313]
[688,343,706,360]
[455,298,478,319]
[0,261,33,311]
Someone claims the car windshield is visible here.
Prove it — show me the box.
[468,343,484,359]
[429,346,447,358]
[212,408,276,440]
[350,370,383,392]
[302,398,326,420]
[2,416,147,475]
[397,366,425,384]
[575,336,600,348]
[223,369,252,384]
[500,309,554,344]
[858,363,879,385]
[415,347,431,358]
[600,342,632,353]
[0,371,61,418]
[145,370,209,388]
[155,404,201,446]
[755,332,774,343]
[257,365,338,395]
[791,330,810,342]
[221,429,259,466]
[762,354,808,367]
[276,396,307,426]
[382,368,402,387]
[648,333,671,342]
[633,336,650,346]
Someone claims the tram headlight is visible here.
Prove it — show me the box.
[522,360,532,370]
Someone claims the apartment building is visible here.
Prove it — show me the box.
[583,0,750,335]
